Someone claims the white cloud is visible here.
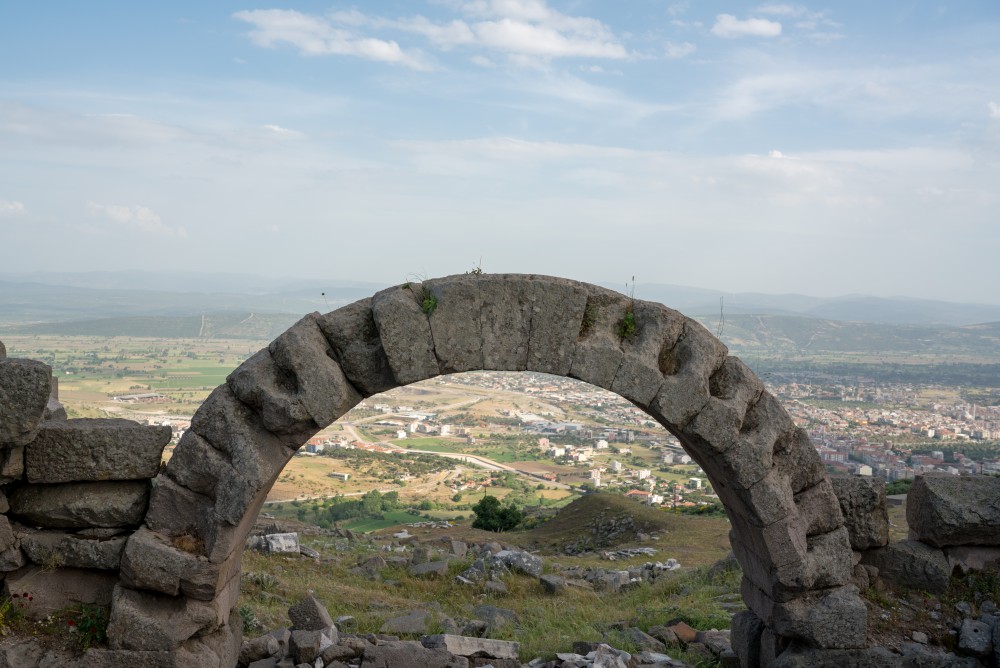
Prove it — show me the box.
[711,14,782,38]
[754,4,803,17]
[235,3,628,67]
[388,16,476,50]
[473,18,625,58]
[665,41,696,59]
[87,202,188,238]
[260,124,304,138]
[990,101,1000,119]
[667,2,689,17]
[233,9,431,70]
[0,199,26,216]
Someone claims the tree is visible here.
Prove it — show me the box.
[471,495,524,532]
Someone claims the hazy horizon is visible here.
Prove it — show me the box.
[2,2,998,302]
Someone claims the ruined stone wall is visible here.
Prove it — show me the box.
[19,274,990,666]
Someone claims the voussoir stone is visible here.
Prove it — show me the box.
[829,475,889,550]
[184,385,297,526]
[0,358,52,447]
[610,300,686,409]
[478,274,533,371]
[371,284,440,385]
[317,298,397,397]
[25,418,170,483]
[526,277,589,376]
[226,348,315,440]
[907,474,1000,547]
[425,276,485,374]
[267,313,363,430]
[19,528,127,570]
[569,286,631,390]
[9,480,149,529]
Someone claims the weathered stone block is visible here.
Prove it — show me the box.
[362,640,470,668]
[162,431,230,499]
[609,301,686,409]
[729,610,763,668]
[569,288,629,390]
[478,275,533,371]
[9,480,149,529]
[526,277,588,376]
[145,474,215,546]
[371,284,440,385]
[267,313,362,429]
[25,418,170,483]
[907,474,1000,547]
[861,539,950,593]
[0,358,52,447]
[19,529,127,570]
[119,527,241,601]
[802,527,853,589]
[770,585,867,649]
[829,475,889,550]
[683,356,763,456]
[3,565,117,618]
[106,576,239,652]
[793,479,845,538]
[288,594,335,632]
[773,427,827,495]
[0,339,5,359]
[240,634,280,665]
[290,628,333,664]
[185,386,296,526]
[421,634,520,660]
[425,277,484,374]
[226,349,315,440]
[173,608,241,668]
[145,473,267,564]
[317,298,397,396]
[648,319,728,431]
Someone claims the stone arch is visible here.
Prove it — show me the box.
[110,274,866,665]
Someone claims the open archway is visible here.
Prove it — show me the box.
[109,274,866,665]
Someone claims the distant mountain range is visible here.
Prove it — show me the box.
[2,272,1000,359]
[620,284,1000,328]
[3,270,999,327]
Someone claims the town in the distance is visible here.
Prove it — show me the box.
[39,348,1000,528]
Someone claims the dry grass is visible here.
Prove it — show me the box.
[238,512,738,662]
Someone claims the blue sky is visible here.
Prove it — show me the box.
[2,2,999,302]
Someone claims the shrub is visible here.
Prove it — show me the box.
[471,495,524,532]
